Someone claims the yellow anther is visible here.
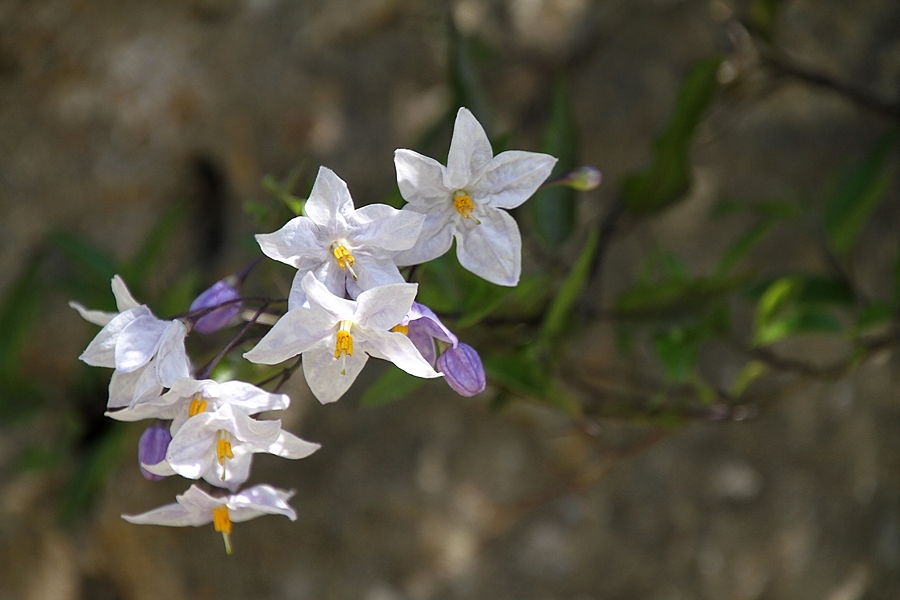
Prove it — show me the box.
[217,438,234,466]
[391,324,409,335]
[453,194,475,218]
[332,245,358,280]
[212,505,233,555]
[188,395,207,417]
[335,330,354,358]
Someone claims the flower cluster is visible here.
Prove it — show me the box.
[74,107,556,551]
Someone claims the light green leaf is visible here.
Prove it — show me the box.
[715,220,777,276]
[730,360,768,398]
[754,310,841,346]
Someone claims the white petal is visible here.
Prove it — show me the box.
[79,306,152,368]
[111,275,142,312]
[153,321,190,387]
[108,370,140,409]
[363,330,442,379]
[455,207,522,286]
[447,107,493,189]
[350,255,406,296]
[350,204,425,252]
[215,380,291,412]
[394,149,451,208]
[391,207,456,266]
[203,445,252,491]
[267,431,320,459]
[105,399,178,422]
[122,502,207,527]
[354,283,418,332]
[141,460,177,477]
[304,166,356,226]
[302,272,355,316]
[302,341,368,404]
[69,301,116,327]
[256,217,329,270]
[131,363,165,407]
[474,150,557,209]
[229,485,297,522]
[114,315,169,372]
[243,304,337,365]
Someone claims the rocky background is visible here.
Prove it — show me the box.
[1,0,899,599]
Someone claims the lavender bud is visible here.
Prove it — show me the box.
[190,279,241,334]
[437,343,486,397]
[138,422,172,481]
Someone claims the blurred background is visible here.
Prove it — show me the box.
[1,0,899,598]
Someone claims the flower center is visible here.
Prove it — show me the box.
[216,431,235,482]
[453,193,475,218]
[212,505,233,555]
[390,324,409,335]
[332,245,359,280]
[334,320,354,375]
[188,394,207,417]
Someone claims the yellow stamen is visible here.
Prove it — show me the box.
[391,324,409,335]
[334,321,354,375]
[332,245,358,280]
[188,395,207,417]
[212,505,233,555]
[217,437,234,466]
[454,194,475,218]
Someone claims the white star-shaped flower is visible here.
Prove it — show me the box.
[142,402,319,491]
[104,376,291,431]
[122,484,296,554]
[256,166,426,307]
[72,275,190,408]
[244,272,441,404]
[392,107,557,286]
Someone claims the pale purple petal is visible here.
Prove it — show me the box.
[229,485,297,522]
[190,280,241,334]
[437,343,486,396]
[138,422,172,481]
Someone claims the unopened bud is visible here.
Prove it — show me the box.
[555,166,602,191]
[190,279,241,334]
[437,343,486,397]
[138,422,172,481]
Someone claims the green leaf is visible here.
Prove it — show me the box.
[856,303,894,331]
[457,278,511,328]
[730,360,768,398]
[711,199,801,219]
[754,309,841,346]
[539,228,599,346]
[529,77,578,248]
[361,366,428,407]
[825,130,897,255]
[652,324,705,383]
[0,375,45,425]
[749,0,785,41]
[715,220,777,276]
[624,56,721,214]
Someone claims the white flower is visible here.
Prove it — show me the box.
[244,272,441,404]
[72,275,190,408]
[105,376,291,434]
[122,484,296,554]
[142,402,319,491]
[392,107,557,286]
[256,166,425,307]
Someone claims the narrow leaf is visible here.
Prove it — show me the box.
[540,228,599,345]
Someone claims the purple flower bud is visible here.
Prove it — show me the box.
[437,343,486,397]
[190,279,241,334]
[138,422,172,481]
